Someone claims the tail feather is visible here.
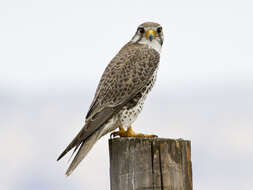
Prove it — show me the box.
[57,131,83,161]
[65,128,101,176]
[67,143,81,164]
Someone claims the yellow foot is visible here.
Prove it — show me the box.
[110,126,157,138]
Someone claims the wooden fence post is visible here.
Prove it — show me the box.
[109,138,192,190]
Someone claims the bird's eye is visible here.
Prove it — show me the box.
[157,27,162,33]
[138,27,145,34]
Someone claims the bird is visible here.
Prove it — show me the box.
[57,21,164,176]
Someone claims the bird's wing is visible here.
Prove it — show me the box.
[57,42,160,161]
[86,42,160,120]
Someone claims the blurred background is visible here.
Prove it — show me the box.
[1,0,252,189]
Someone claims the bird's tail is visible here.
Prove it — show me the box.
[65,128,102,176]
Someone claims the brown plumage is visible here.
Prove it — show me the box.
[57,22,164,176]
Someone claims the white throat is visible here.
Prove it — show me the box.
[131,36,162,53]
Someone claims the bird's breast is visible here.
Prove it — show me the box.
[118,69,158,129]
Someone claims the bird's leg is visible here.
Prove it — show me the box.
[110,126,126,138]
[126,126,157,138]
[111,126,157,138]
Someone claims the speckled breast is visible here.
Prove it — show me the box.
[118,69,158,129]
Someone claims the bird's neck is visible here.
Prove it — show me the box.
[131,39,162,53]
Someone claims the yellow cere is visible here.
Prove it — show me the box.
[145,29,157,39]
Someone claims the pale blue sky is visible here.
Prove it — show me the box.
[1,0,253,189]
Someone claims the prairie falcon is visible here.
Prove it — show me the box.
[57,22,164,176]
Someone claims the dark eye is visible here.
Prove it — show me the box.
[157,27,162,33]
[138,27,145,34]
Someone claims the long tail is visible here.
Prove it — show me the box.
[65,128,102,176]
[57,105,119,175]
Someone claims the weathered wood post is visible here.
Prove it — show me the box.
[109,138,192,190]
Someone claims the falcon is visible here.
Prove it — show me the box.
[57,22,164,176]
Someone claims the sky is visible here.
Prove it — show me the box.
[0,0,253,189]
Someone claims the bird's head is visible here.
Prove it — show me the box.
[131,22,164,53]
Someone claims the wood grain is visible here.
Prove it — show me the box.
[109,138,192,190]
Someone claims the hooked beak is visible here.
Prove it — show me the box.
[145,30,156,41]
